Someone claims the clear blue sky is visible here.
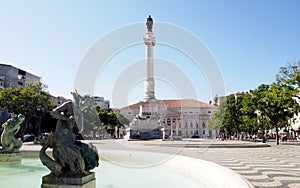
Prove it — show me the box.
[1,0,300,108]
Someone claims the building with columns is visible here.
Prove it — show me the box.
[120,99,217,138]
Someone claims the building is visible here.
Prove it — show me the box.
[92,96,110,110]
[289,95,300,139]
[50,95,70,106]
[120,99,217,138]
[0,63,41,124]
[0,63,41,89]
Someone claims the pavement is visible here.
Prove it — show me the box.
[21,139,300,188]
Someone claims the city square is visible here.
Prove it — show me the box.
[1,1,300,188]
[17,139,300,188]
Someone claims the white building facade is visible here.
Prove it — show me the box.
[120,99,217,138]
[93,96,110,110]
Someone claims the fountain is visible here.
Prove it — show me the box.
[0,146,251,188]
[0,96,251,188]
[0,106,251,188]
[39,91,99,188]
[0,114,24,165]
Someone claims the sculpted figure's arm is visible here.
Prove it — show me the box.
[50,102,73,121]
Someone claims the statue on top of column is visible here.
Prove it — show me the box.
[146,15,153,32]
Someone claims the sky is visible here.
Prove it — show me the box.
[0,0,300,108]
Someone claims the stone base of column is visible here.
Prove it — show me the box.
[0,152,22,165]
[41,172,96,188]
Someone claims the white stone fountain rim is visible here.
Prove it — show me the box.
[100,149,253,188]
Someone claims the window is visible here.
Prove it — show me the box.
[178,130,182,136]
[167,119,171,126]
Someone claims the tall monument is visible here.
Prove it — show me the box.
[143,15,156,101]
[127,15,164,140]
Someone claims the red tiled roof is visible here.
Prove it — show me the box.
[125,99,214,109]
[110,108,120,112]
[235,92,245,96]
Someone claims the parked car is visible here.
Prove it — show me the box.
[23,134,36,142]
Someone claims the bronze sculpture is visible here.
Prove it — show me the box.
[146,15,153,32]
[0,114,24,153]
[39,91,99,176]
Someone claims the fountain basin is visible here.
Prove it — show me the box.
[100,150,251,188]
[0,149,252,188]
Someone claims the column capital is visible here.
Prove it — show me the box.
[143,32,156,46]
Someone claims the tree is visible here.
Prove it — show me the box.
[96,107,129,137]
[206,99,226,138]
[241,92,259,139]
[207,99,227,130]
[276,60,300,88]
[115,112,130,126]
[207,95,244,140]
[0,82,55,140]
[223,94,244,139]
[254,83,300,145]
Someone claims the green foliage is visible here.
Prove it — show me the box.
[0,82,55,139]
[223,95,244,134]
[96,107,129,135]
[207,81,300,144]
[206,99,226,130]
[254,83,300,144]
[241,92,258,132]
[276,60,300,87]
